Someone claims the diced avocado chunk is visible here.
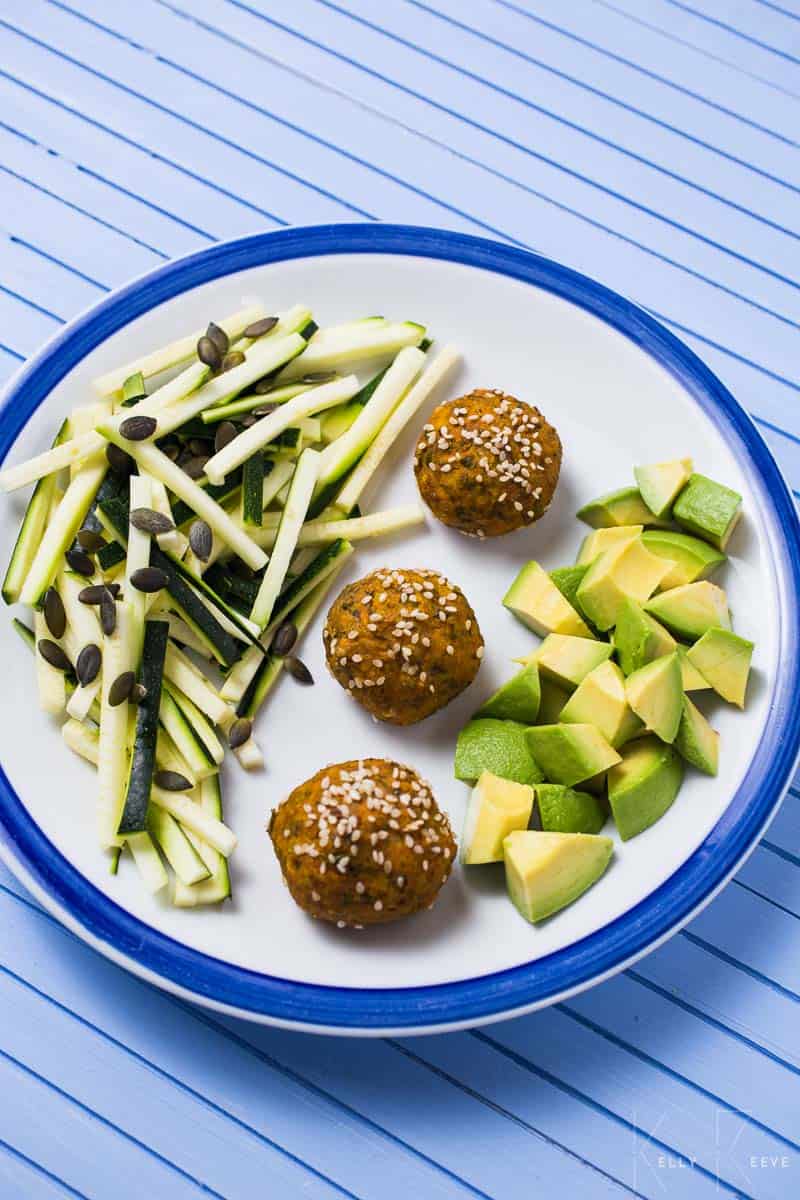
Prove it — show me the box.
[575,525,642,567]
[504,560,594,638]
[549,564,589,610]
[634,458,693,518]
[625,652,683,743]
[641,530,726,589]
[613,597,677,676]
[461,771,534,864]
[532,634,613,690]
[504,830,614,923]
[535,783,606,835]
[677,647,710,691]
[559,660,643,747]
[673,473,742,551]
[525,724,621,787]
[476,662,540,724]
[645,582,731,641]
[675,696,719,775]
[686,627,753,708]
[537,677,571,724]
[455,719,544,786]
[577,486,672,529]
[607,736,684,840]
[577,538,671,631]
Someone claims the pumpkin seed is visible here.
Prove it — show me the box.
[106,443,134,475]
[130,507,175,536]
[162,441,181,462]
[300,371,337,384]
[119,414,157,441]
[188,520,212,562]
[65,547,95,577]
[240,414,257,428]
[205,321,229,355]
[221,350,246,373]
[106,583,121,597]
[188,437,210,456]
[79,584,109,605]
[43,587,66,639]
[270,619,297,657]
[130,566,169,594]
[214,421,238,454]
[254,376,277,394]
[76,528,106,552]
[182,455,208,479]
[154,769,192,792]
[253,403,278,418]
[38,639,72,672]
[243,316,278,339]
[108,671,135,706]
[131,683,148,703]
[100,591,117,636]
[76,643,101,686]
[285,656,313,685]
[197,335,222,371]
[228,716,252,749]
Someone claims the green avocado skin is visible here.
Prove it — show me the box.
[476,663,541,724]
[535,784,607,835]
[608,741,684,841]
[454,719,544,786]
[672,474,741,550]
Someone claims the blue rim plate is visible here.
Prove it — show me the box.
[0,224,798,1035]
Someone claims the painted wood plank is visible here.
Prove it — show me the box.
[735,844,800,919]
[0,233,104,317]
[0,1140,87,1200]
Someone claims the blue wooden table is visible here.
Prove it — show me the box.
[1,1,799,1196]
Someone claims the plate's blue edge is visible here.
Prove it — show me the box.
[1,223,798,1030]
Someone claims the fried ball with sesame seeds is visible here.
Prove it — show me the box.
[322,567,484,725]
[269,758,456,928]
[414,388,563,538]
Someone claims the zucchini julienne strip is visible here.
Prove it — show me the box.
[249,449,320,631]
[2,417,65,598]
[59,571,104,722]
[165,682,225,765]
[97,601,134,848]
[242,449,265,526]
[117,618,169,836]
[335,345,460,514]
[148,806,210,886]
[149,478,189,560]
[203,376,359,486]
[173,775,231,907]
[150,785,237,857]
[149,546,246,669]
[159,686,217,781]
[200,381,312,425]
[96,424,267,572]
[34,611,67,715]
[18,453,108,607]
[126,833,169,894]
[92,303,266,397]
[277,319,426,382]
[264,537,353,638]
[163,642,234,728]
[126,474,153,662]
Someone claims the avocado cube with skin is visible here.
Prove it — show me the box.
[531,634,614,691]
[503,560,594,639]
[577,486,672,530]
[641,530,726,590]
[686,627,753,708]
[625,652,683,744]
[455,719,544,786]
[614,597,677,676]
[575,525,643,566]
[525,724,621,787]
[645,582,731,641]
[577,538,672,631]
[476,662,540,724]
[504,830,614,923]
[607,736,684,841]
[674,695,719,775]
[535,783,607,835]
[536,677,571,724]
[559,660,643,747]
[634,458,693,519]
[461,771,534,864]
[672,473,742,551]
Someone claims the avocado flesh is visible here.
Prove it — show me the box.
[607,736,684,840]
[504,830,614,923]
[455,719,544,786]
[634,458,693,519]
[577,486,672,530]
[532,634,613,690]
[535,783,606,835]
[686,627,753,708]
[672,473,742,551]
[645,582,730,641]
[625,652,683,744]
[558,659,643,748]
[461,771,534,864]
[476,662,540,724]
[576,525,642,567]
[613,597,677,676]
[536,677,571,724]
[642,530,726,590]
[674,696,719,775]
[577,538,672,631]
[525,724,621,787]
[677,647,710,691]
[503,560,594,638]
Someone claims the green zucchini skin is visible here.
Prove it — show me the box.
[118,618,169,836]
[169,471,241,530]
[2,419,69,604]
[242,450,265,526]
[270,538,347,622]
[149,546,245,669]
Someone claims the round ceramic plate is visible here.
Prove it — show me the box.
[0,225,798,1036]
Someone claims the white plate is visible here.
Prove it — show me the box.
[0,225,797,1034]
